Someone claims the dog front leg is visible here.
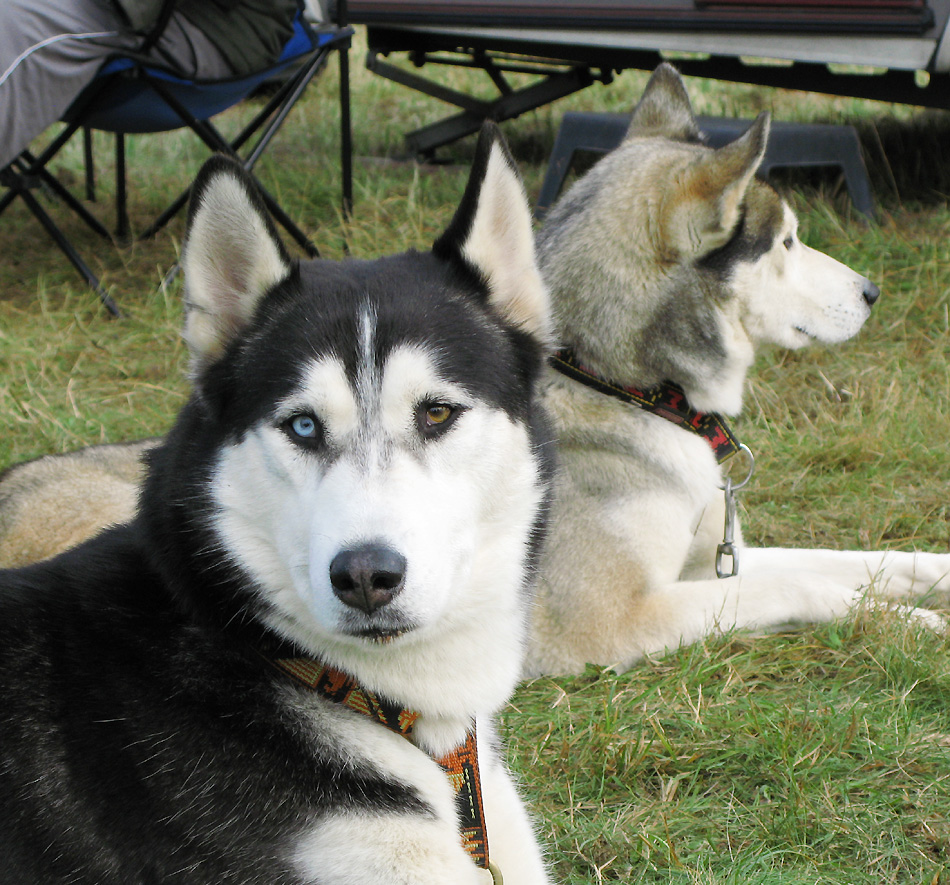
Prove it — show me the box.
[292,811,491,885]
[741,546,950,601]
[608,568,945,671]
[477,721,553,885]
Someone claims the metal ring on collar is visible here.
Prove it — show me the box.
[728,443,756,491]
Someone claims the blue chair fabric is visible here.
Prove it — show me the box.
[0,5,353,316]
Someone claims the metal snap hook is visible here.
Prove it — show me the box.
[716,445,755,578]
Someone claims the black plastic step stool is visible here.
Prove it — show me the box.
[536,111,874,219]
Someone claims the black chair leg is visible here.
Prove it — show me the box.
[17,185,120,316]
[131,46,337,256]
[83,127,96,201]
[139,187,191,241]
[114,133,131,244]
[259,188,319,257]
[21,153,113,240]
[339,35,353,255]
[338,14,353,226]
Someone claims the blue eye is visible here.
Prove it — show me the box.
[284,413,323,448]
[290,415,317,438]
[281,410,324,449]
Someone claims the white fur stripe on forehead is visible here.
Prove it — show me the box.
[181,165,292,377]
[460,141,552,343]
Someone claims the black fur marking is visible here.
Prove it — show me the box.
[636,290,729,388]
[697,184,785,282]
[697,213,772,278]
[199,252,545,438]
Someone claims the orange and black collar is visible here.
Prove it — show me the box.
[550,349,742,463]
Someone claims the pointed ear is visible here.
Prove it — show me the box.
[626,63,701,143]
[180,156,293,378]
[433,122,552,344]
[662,111,770,257]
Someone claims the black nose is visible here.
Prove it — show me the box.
[863,281,880,307]
[329,544,406,614]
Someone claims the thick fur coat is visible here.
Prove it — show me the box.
[525,64,948,675]
[0,127,556,884]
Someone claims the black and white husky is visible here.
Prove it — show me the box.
[0,126,556,884]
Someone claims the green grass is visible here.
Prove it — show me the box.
[514,616,950,884]
[1,31,949,883]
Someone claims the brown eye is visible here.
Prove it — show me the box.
[417,402,463,438]
[426,405,453,426]
[783,235,794,250]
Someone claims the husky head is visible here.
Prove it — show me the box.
[143,126,554,720]
[537,62,879,415]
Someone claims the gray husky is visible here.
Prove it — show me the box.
[0,127,556,883]
[525,64,949,675]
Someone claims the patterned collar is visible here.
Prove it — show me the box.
[550,349,742,463]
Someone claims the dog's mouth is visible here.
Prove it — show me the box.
[341,616,418,644]
[337,603,419,645]
[355,627,410,644]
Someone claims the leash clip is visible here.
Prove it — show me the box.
[716,444,755,579]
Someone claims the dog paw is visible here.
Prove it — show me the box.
[862,598,948,633]
[901,604,947,632]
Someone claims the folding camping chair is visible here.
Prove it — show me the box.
[0,0,353,316]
